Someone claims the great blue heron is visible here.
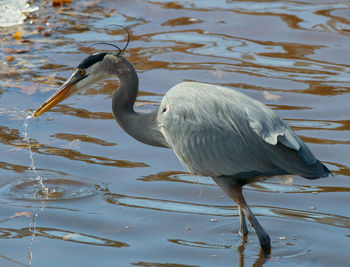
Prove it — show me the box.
[33,48,330,254]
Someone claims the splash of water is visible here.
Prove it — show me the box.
[23,114,48,266]
[27,212,36,265]
[27,202,45,266]
[23,115,49,196]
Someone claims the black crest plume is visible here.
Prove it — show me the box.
[90,25,130,55]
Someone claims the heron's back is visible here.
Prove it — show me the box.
[158,82,330,182]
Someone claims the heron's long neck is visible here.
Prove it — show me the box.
[111,58,167,148]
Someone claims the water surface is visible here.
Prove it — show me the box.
[0,0,349,266]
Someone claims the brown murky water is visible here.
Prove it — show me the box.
[0,0,349,266]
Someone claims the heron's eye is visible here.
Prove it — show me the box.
[78,69,85,76]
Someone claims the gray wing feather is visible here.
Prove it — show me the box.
[158,82,328,180]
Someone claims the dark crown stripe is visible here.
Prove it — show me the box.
[78,53,107,69]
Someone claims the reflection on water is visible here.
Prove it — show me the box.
[151,30,350,86]
[168,238,231,249]
[104,191,235,216]
[0,226,128,247]
[0,118,148,169]
[103,189,350,229]
[140,171,215,185]
[0,0,349,266]
[131,261,199,267]
[38,227,128,247]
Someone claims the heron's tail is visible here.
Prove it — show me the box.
[302,160,332,179]
[266,142,332,180]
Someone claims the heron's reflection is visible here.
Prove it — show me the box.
[237,235,270,267]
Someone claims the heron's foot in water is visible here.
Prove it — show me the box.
[239,206,248,237]
[257,230,271,255]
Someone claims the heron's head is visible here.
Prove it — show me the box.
[33,52,124,117]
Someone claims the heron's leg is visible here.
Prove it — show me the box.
[238,206,248,237]
[230,185,271,254]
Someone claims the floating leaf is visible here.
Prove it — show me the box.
[15,49,30,54]
[12,31,22,40]
[37,26,45,33]
[5,48,29,54]
[52,0,72,7]
[43,29,53,37]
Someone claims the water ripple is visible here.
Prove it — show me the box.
[168,238,231,249]
[104,192,234,216]
[151,0,350,32]
[105,192,350,229]
[0,227,128,247]
[0,171,100,202]
[151,31,350,83]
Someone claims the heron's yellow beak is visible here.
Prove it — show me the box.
[33,80,74,117]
